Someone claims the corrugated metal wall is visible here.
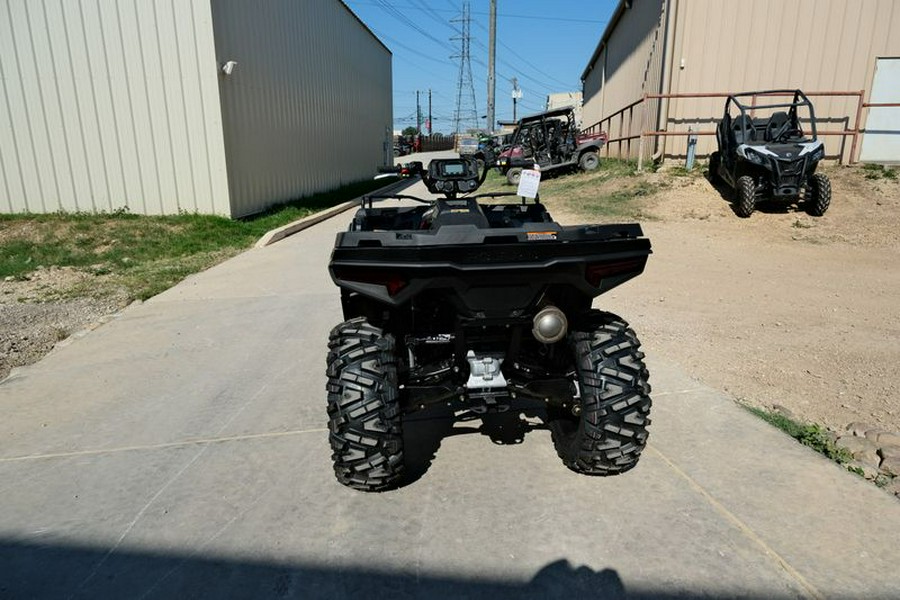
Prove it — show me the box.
[582,0,900,162]
[0,0,230,215]
[211,0,393,218]
[581,0,668,158]
[665,0,900,159]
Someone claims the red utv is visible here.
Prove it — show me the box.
[496,107,608,185]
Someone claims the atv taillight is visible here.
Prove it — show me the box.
[385,276,407,296]
[332,267,407,296]
[585,258,645,287]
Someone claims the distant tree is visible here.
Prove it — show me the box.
[401,126,418,137]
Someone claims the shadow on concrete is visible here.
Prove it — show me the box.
[0,539,775,599]
[402,407,456,485]
[402,407,550,487]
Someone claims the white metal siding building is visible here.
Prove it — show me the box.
[0,0,392,217]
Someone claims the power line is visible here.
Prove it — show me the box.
[471,20,574,90]
[409,0,460,33]
[349,2,610,24]
[372,0,456,53]
[368,26,458,71]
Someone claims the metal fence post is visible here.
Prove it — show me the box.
[849,90,865,165]
[637,94,648,171]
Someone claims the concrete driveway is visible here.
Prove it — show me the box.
[1,169,898,599]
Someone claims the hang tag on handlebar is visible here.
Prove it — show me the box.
[517,168,541,199]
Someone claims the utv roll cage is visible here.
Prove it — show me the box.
[511,107,578,158]
[722,90,818,146]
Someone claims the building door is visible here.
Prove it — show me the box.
[859,58,900,163]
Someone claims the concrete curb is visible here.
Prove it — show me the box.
[254,177,412,248]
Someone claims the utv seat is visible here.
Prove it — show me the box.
[765,111,790,142]
[732,115,756,144]
[431,199,491,229]
[751,117,769,140]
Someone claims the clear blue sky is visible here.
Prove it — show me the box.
[342,0,619,134]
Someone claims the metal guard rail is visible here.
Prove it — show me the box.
[582,91,897,170]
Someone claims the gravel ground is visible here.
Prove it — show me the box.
[0,267,130,380]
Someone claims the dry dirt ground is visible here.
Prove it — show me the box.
[2,164,898,440]
[0,268,130,380]
[557,164,900,435]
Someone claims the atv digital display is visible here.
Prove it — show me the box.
[439,161,467,177]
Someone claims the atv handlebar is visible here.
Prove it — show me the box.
[420,157,490,198]
[365,194,433,205]
[376,157,493,199]
[361,191,527,210]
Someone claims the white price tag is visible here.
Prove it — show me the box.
[516,169,541,198]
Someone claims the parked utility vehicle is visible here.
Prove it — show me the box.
[326,158,652,491]
[710,90,830,217]
[456,134,501,172]
[497,107,607,185]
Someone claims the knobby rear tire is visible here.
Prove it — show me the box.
[326,318,404,491]
[806,172,831,216]
[549,311,652,476]
[735,175,756,218]
[579,151,600,171]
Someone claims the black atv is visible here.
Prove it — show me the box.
[326,158,652,491]
[710,90,830,218]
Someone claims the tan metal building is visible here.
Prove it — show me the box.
[546,91,584,127]
[0,0,392,217]
[581,0,900,163]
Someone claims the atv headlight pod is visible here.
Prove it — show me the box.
[810,145,825,162]
[737,146,768,166]
[799,141,825,162]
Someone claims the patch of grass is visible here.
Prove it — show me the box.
[874,474,892,488]
[0,177,395,300]
[478,159,653,220]
[744,405,853,464]
[666,165,704,178]
[568,185,660,219]
[476,169,509,195]
[862,163,897,180]
[596,158,640,178]
[847,465,866,478]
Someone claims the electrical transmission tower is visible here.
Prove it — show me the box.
[451,2,479,135]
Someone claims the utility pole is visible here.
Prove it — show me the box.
[416,90,422,135]
[486,0,496,133]
[511,78,522,121]
[428,89,433,135]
